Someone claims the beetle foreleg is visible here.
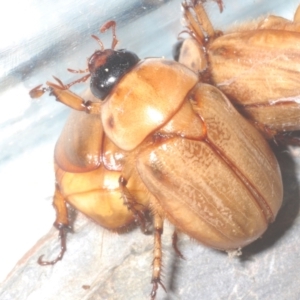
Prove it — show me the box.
[29,84,47,98]
[150,213,166,300]
[119,176,148,233]
[38,184,72,265]
[48,84,101,114]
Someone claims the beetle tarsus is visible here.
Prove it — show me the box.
[50,74,91,90]
[67,67,89,74]
[150,214,165,299]
[274,132,300,146]
[29,84,48,99]
[37,226,68,266]
[190,0,223,12]
[150,279,167,300]
[183,0,222,43]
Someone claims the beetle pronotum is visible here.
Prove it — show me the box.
[26,1,298,299]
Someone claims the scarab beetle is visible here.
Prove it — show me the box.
[30,18,283,299]
[176,0,300,142]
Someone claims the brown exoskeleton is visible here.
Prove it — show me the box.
[30,18,282,299]
[176,0,300,142]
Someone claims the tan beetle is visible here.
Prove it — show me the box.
[30,18,283,299]
[176,0,300,142]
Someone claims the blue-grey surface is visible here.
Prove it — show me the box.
[1,0,300,299]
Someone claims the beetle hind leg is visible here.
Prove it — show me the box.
[150,214,166,300]
[38,224,69,265]
[38,184,72,265]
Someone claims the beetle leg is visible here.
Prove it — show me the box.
[67,67,89,74]
[119,176,148,233]
[273,132,300,146]
[29,75,101,114]
[180,0,223,77]
[51,74,91,90]
[38,184,72,265]
[52,183,70,227]
[192,0,223,12]
[29,84,47,98]
[38,226,68,265]
[48,83,101,114]
[191,1,217,37]
[182,1,205,43]
[151,213,166,300]
[183,0,222,43]
[172,231,185,259]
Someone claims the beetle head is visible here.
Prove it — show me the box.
[29,21,140,101]
[88,20,140,100]
[88,48,140,100]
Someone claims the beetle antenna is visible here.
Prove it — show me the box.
[100,20,119,49]
[91,20,119,50]
[91,34,105,51]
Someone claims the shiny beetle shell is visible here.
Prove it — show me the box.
[131,79,282,250]
[177,1,300,138]
[29,17,283,299]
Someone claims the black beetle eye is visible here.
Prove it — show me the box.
[88,49,140,100]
